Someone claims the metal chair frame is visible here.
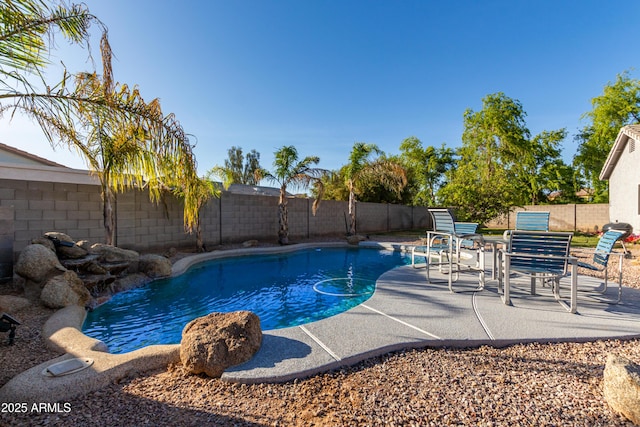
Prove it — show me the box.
[498,231,577,313]
[574,229,626,304]
[412,209,485,292]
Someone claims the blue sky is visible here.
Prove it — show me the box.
[2,0,639,176]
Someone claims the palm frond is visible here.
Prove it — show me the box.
[0,0,99,72]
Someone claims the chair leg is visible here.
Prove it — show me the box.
[501,255,511,305]
[530,273,536,295]
[552,263,578,313]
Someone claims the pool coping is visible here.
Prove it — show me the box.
[3,241,640,403]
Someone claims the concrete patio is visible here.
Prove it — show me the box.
[224,243,640,383]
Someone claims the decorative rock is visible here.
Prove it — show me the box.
[180,311,262,378]
[242,240,259,248]
[60,255,106,275]
[90,243,139,263]
[164,247,178,258]
[76,240,92,251]
[346,234,366,245]
[40,271,91,309]
[44,231,75,243]
[0,295,30,313]
[603,354,640,425]
[138,254,172,278]
[15,244,66,283]
[101,262,131,276]
[83,260,108,275]
[20,278,43,301]
[111,273,150,293]
[44,232,87,259]
[81,274,116,294]
[31,237,56,252]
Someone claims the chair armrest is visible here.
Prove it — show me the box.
[455,232,483,240]
[426,230,455,240]
[501,250,576,261]
[571,248,625,257]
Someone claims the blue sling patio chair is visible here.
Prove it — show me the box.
[498,230,577,313]
[503,211,550,239]
[572,229,626,304]
[411,209,485,292]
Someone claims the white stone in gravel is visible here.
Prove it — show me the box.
[603,353,640,425]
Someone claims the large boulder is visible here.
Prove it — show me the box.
[44,232,87,259]
[15,244,66,283]
[138,254,172,278]
[604,354,640,425]
[90,243,139,263]
[40,271,91,309]
[180,311,262,378]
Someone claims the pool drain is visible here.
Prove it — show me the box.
[313,277,375,297]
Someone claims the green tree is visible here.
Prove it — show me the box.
[574,71,640,202]
[398,137,454,206]
[262,145,327,245]
[513,129,571,205]
[345,142,406,235]
[0,1,200,245]
[315,166,350,201]
[209,146,262,188]
[440,93,571,222]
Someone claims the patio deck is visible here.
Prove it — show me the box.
[224,244,640,383]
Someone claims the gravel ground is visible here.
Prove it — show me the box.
[1,236,640,426]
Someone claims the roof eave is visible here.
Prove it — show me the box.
[599,128,631,180]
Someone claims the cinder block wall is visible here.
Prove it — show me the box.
[0,171,614,281]
[484,204,610,232]
[0,206,14,280]
[576,204,611,232]
[219,192,278,243]
[356,202,388,233]
[0,176,429,262]
[308,199,350,236]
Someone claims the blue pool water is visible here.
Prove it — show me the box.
[82,247,411,354]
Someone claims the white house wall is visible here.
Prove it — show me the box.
[608,136,640,233]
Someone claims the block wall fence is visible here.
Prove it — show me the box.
[0,171,611,278]
[484,204,610,233]
[0,176,432,275]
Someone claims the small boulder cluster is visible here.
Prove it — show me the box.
[13,232,172,309]
[11,232,263,378]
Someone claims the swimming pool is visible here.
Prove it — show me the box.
[82,246,412,354]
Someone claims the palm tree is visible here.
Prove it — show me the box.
[0,1,200,245]
[262,146,327,245]
[345,142,407,235]
[173,175,219,252]
[73,34,199,245]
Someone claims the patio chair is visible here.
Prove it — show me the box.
[411,209,485,292]
[503,211,550,239]
[498,230,577,313]
[573,229,626,304]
